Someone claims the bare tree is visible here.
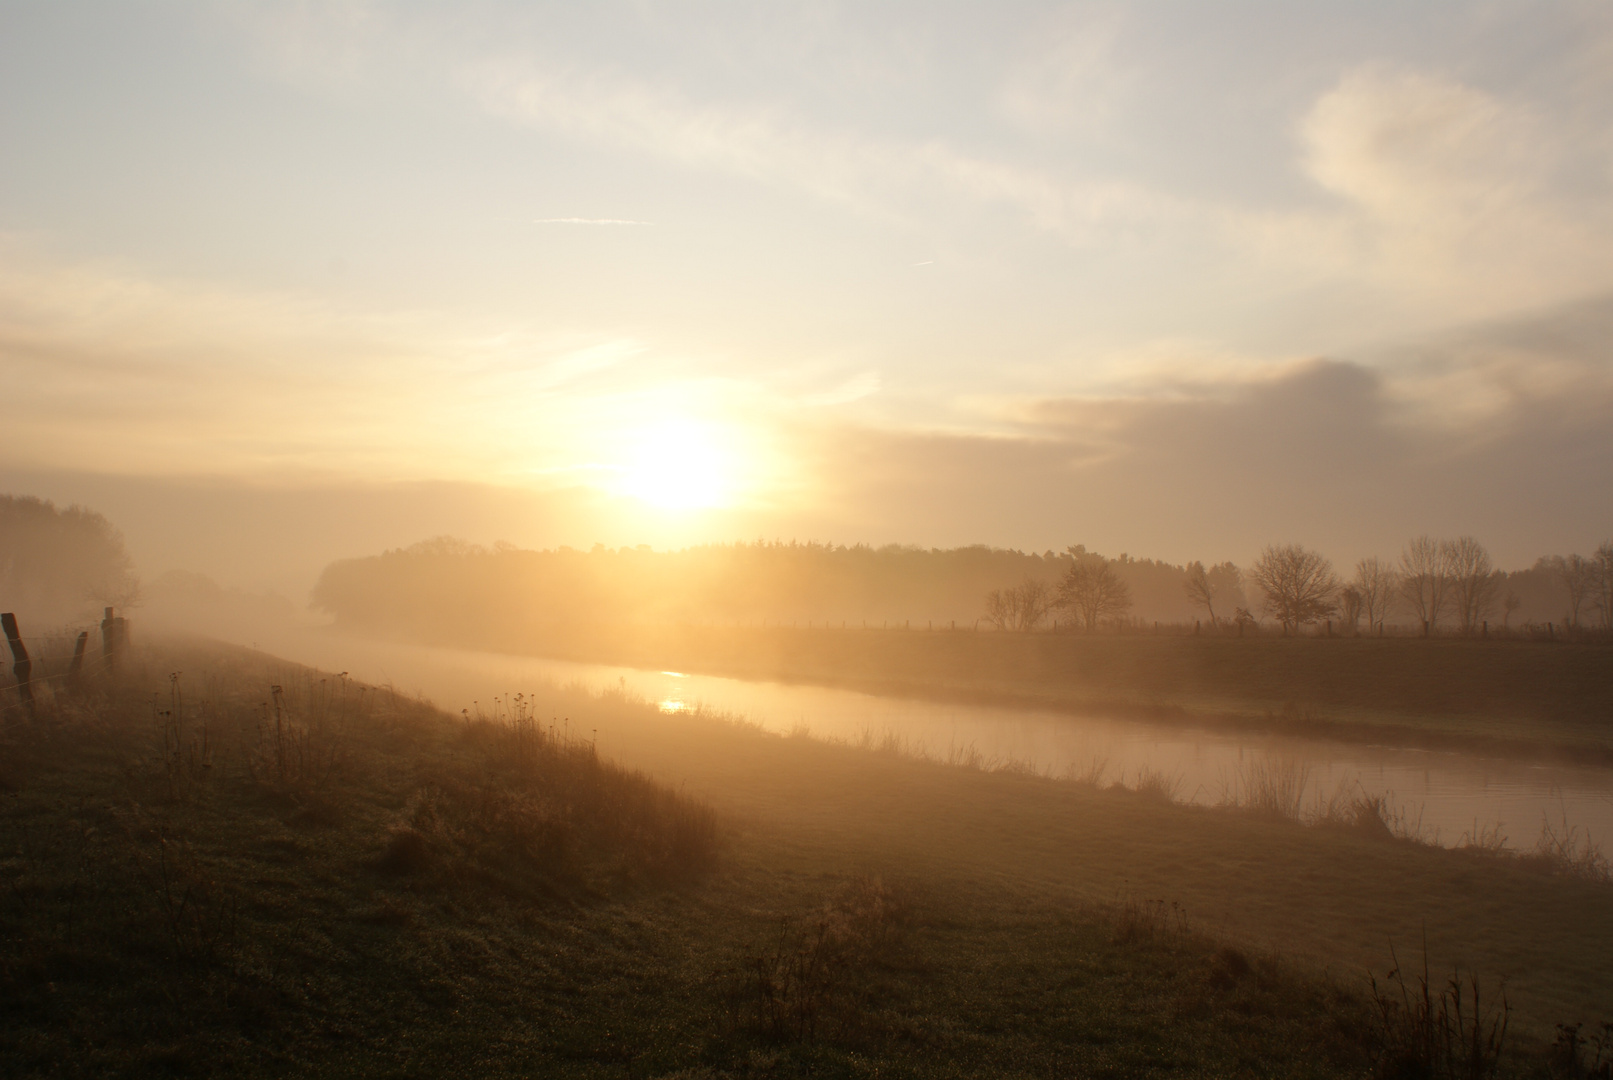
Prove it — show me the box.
[1250,544,1339,635]
[1015,577,1053,631]
[1353,557,1398,634]
[1446,536,1500,635]
[1551,554,1599,628]
[983,589,1014,631]
[1183,560,1242,628]
[1595,540,1613,630]
[1398,536,1452,634]
[1056,549,1132,631]
[983,577,1053,632]
[1502,592,1522,630]
[1338,586,1363,634]
[1183,561,1215,626]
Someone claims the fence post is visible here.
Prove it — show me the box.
[67,630,89,688]
[2,612,34,719]
[100,606,127,673]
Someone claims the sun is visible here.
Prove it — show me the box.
[619,417,734,509]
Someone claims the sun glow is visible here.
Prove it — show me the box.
[619,418,737,509]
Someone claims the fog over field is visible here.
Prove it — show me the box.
[3,3,1613,1076]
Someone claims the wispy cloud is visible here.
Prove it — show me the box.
[0,245,687,482]
[532,217,651,225]
[230,3,1613,335]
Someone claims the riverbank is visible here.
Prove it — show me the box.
[4,637,1609,1074]
[353,624,1613,764]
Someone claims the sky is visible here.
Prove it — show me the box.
[3,1,1612,592]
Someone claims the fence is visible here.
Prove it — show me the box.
[1,607,128,719]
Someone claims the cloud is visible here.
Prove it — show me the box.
[1287,64,1613,314]
[216,4,1613,334]
[0,244,692,482]
[5,266,1611,586]
[1303,67,1542,222]
[228,3,1191,244]
[998,10,1128,136]
[789,300,1613,566]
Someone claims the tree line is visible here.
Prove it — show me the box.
[985,537,1613,636]
[0,495,139,628]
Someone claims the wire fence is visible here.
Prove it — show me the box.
[1,615,125,717]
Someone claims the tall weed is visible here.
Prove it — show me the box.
[1369,942,1509,1080]
[734,876,913,1043]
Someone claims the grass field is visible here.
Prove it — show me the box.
[436,624,1613,760]
[3,637,1610,1077]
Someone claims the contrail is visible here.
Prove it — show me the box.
[533,217,652,225]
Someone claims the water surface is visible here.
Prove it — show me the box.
[256,631,1613,854]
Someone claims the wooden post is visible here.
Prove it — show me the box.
[67,631,88,688]
[100,607,128,671]
[2,612,34,719]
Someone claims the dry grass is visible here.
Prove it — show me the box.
[1518,807,1612,883]
[565,678,1613,1036]
[730,875,915,1043]
[1369,941,1510,1080]
[1219,758,1312,820]
[1553,1022,1613,1079]
[4,635,1611,1077]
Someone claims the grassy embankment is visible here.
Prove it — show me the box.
[435,624,1613,761]
[3,637,1611,1077]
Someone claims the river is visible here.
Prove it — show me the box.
[254,630,1613,854]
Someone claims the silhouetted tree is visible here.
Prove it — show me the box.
[1595,541,1613,630]
[1446,536,1500,635]
[1353,556,1397,634]
[1056,548,1132,631]
[1398,536,1452,634]
[983,577,1053,632]
[1250,543,1338,635]
[1338,586,1363,634]
[1183,560,1241,628]
[0,495,139,626]
[1502,592,1522,629]
[1551,553,1599,628]
[1183,561,1214,626]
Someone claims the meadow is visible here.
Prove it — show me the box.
[2,637,1610,1077]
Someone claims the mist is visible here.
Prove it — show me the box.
[4,3,1613,1075]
